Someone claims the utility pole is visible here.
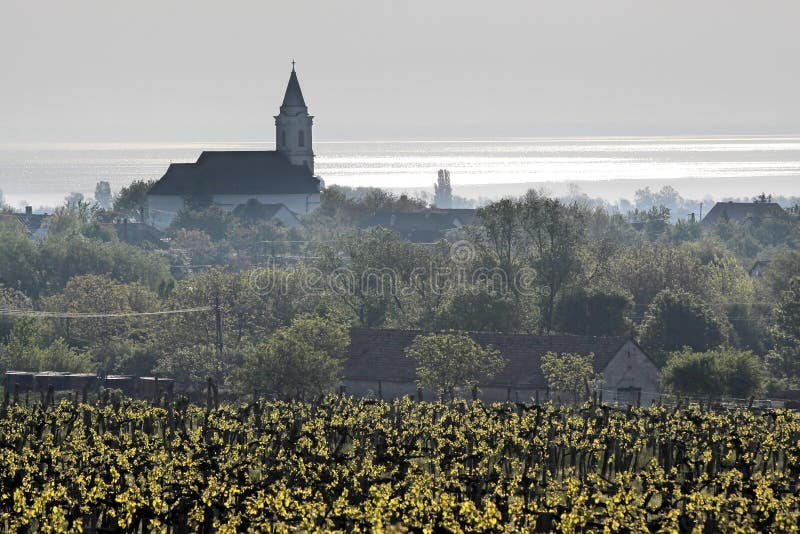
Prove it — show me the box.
[214,295,224,355]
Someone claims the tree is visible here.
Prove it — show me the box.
[113,180,154,221]
[664,348,763,398]
[42,206,84,235]
[473,198,524,279]
[767,276,800,382]
[519,192,586,332]
[169,229,226,268]
[236,314,349,400]
[94,181,113,210]
[540,351,602,403]
[35,234,171,296]
[154,345,234,393]
[0,287,32,341]
[554,288,633,337]
[64,192,85,208]
[435,286,521,333]
[232,198,278,224]
[405,332,504,401]
[0,318,93,375]
[320,227,419,327]
[627,205,671,241]
[664,218,702,243]
[169,207,233,241]
[0,221,39,297]
[638,289,728,366]
[760,248,800,301]
[605,242,709,309]
[43,274,159,353]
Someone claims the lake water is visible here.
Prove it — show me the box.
[1,136,799,209]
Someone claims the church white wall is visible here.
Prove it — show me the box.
[146,193,320,230]
[147,195,185,229]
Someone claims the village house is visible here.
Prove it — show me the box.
[701,201,787,228]
[359,208,476,243]
[343,328,661,406]
[0,206,49,240]
[146,65,321,229]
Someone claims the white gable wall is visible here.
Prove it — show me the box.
[601,340,661,407]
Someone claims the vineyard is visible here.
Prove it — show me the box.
[2,396,800,533]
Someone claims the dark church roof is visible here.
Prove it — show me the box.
[701,202,787,227]
[281,68,307,110]
[148,151,321,196]
[344,328,635,389]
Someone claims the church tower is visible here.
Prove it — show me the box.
[275,63,315,174]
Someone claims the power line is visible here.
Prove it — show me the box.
[0,307,211,319]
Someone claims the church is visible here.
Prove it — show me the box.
[147,65,322,229]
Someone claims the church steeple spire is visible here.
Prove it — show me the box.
[281,62,306,110]
[275,63,314,174]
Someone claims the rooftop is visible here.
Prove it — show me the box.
[344,328,636,388]
[148,150,321,197]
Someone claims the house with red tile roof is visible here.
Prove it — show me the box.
[343,328,661,406]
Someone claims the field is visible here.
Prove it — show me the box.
[1,396,800,533]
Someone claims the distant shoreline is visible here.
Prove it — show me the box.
[389,176,800,204]
[2,136,799,209]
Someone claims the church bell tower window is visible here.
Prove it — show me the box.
[281,130,286,147]
[299,130,305,147]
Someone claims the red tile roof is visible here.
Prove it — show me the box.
[345,328,632,388]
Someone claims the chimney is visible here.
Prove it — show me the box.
[25,206,32,215]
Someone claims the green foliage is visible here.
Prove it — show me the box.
[42,206,85,235]
[7,399,800,531]
[113,179,154,220]
[43,274,159,352]
[320,227,420,327]
[605,242,708,309]
[236,313,349,400]
[639,289,728,366]
[81,221,118,242]
[628,205,671,241]
[0,287,32,341]
[663,348,763,398]
[472,192,587,331]
[169,207,233,241]
[520,192,587,331]
[0,221,39,296]
[540,351,601,401]
[232,198,278,223]
[154,345,234,392]
[405,332,504,400]
[760,248,800,301]
[37,234,171,296]
[0,318,94,374]
[664,217,702,243]
[168,228,229,269]
[767,276,800,382]
[435,286,521,333]
[554,288,633,336]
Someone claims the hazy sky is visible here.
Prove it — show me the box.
[1,0,798,142]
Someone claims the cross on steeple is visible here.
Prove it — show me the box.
[291,59,295,72]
